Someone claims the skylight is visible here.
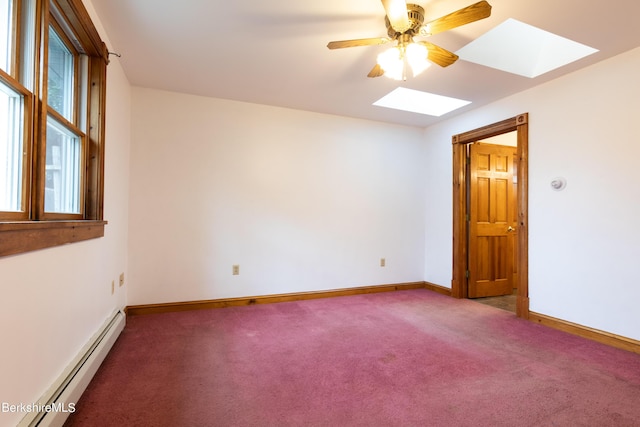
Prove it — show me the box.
[373,87,471,117]
[456,18,599,78]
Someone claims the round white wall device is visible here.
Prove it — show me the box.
[550,177,566,191]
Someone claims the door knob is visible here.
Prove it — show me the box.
[507,226,515,232]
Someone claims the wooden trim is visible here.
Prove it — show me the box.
[515,115,529,319]
[451,113,529,318]
[451,141,467,299]
[127,282,428,316]
[0,220,106,257]
[52,0,109,62]
[424,281,452,296]
[453,115,524,145]
[529,312,640,355]
[85,54,106,220]
[33,0,49,220]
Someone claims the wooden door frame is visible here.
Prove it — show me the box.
[451,113,529,318]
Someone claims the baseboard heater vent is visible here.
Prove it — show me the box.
[19,310,126,427]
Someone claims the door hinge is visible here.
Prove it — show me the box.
[465,270,470,279]
[466,214,470,222]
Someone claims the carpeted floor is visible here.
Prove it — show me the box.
[65,289,640,426]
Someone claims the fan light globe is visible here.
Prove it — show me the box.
[406,43,431,76]
[377,47,404,80]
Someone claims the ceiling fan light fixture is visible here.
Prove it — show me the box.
[377,42,431,81]
[327,1,492,78]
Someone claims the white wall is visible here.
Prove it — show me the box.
[128,88,426,305]
[423,47,640,341]
[0,1,131,425]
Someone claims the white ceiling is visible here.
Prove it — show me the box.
[90,0,640,128]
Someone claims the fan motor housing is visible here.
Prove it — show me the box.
[385,4,425,37]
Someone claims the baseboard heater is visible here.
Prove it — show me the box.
[19,310,126,427]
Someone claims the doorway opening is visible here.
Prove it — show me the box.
[451,114,529,319]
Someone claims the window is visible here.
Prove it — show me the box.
[0,0,108,256]
[0,81,25,212]
[1,0,13,72]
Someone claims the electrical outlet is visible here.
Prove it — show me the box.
[111,280,115,295]
[232,265,240,275]
[119,272,125,287]
[380,258,386,267]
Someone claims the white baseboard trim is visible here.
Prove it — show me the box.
[18,310,126,427]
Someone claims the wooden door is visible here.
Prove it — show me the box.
[468,143,518,298]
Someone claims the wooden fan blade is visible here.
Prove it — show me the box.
[419,1,492,36]
[327,37,390,49]
[381,0,410,33]
[368,63,385,78]
[418,41,459,67]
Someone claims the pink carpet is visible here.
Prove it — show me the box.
[65,289,640,426]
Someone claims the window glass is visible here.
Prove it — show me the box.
[0,0,12,73]
[48,26,74,121]
[0,80,24,212]
[45,117,81,214]
[19,0,36,90]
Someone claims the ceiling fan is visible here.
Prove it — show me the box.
[327,0,492,80]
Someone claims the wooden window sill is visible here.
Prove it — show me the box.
[0,220,107,257]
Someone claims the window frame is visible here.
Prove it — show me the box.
[0,0,108,257]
